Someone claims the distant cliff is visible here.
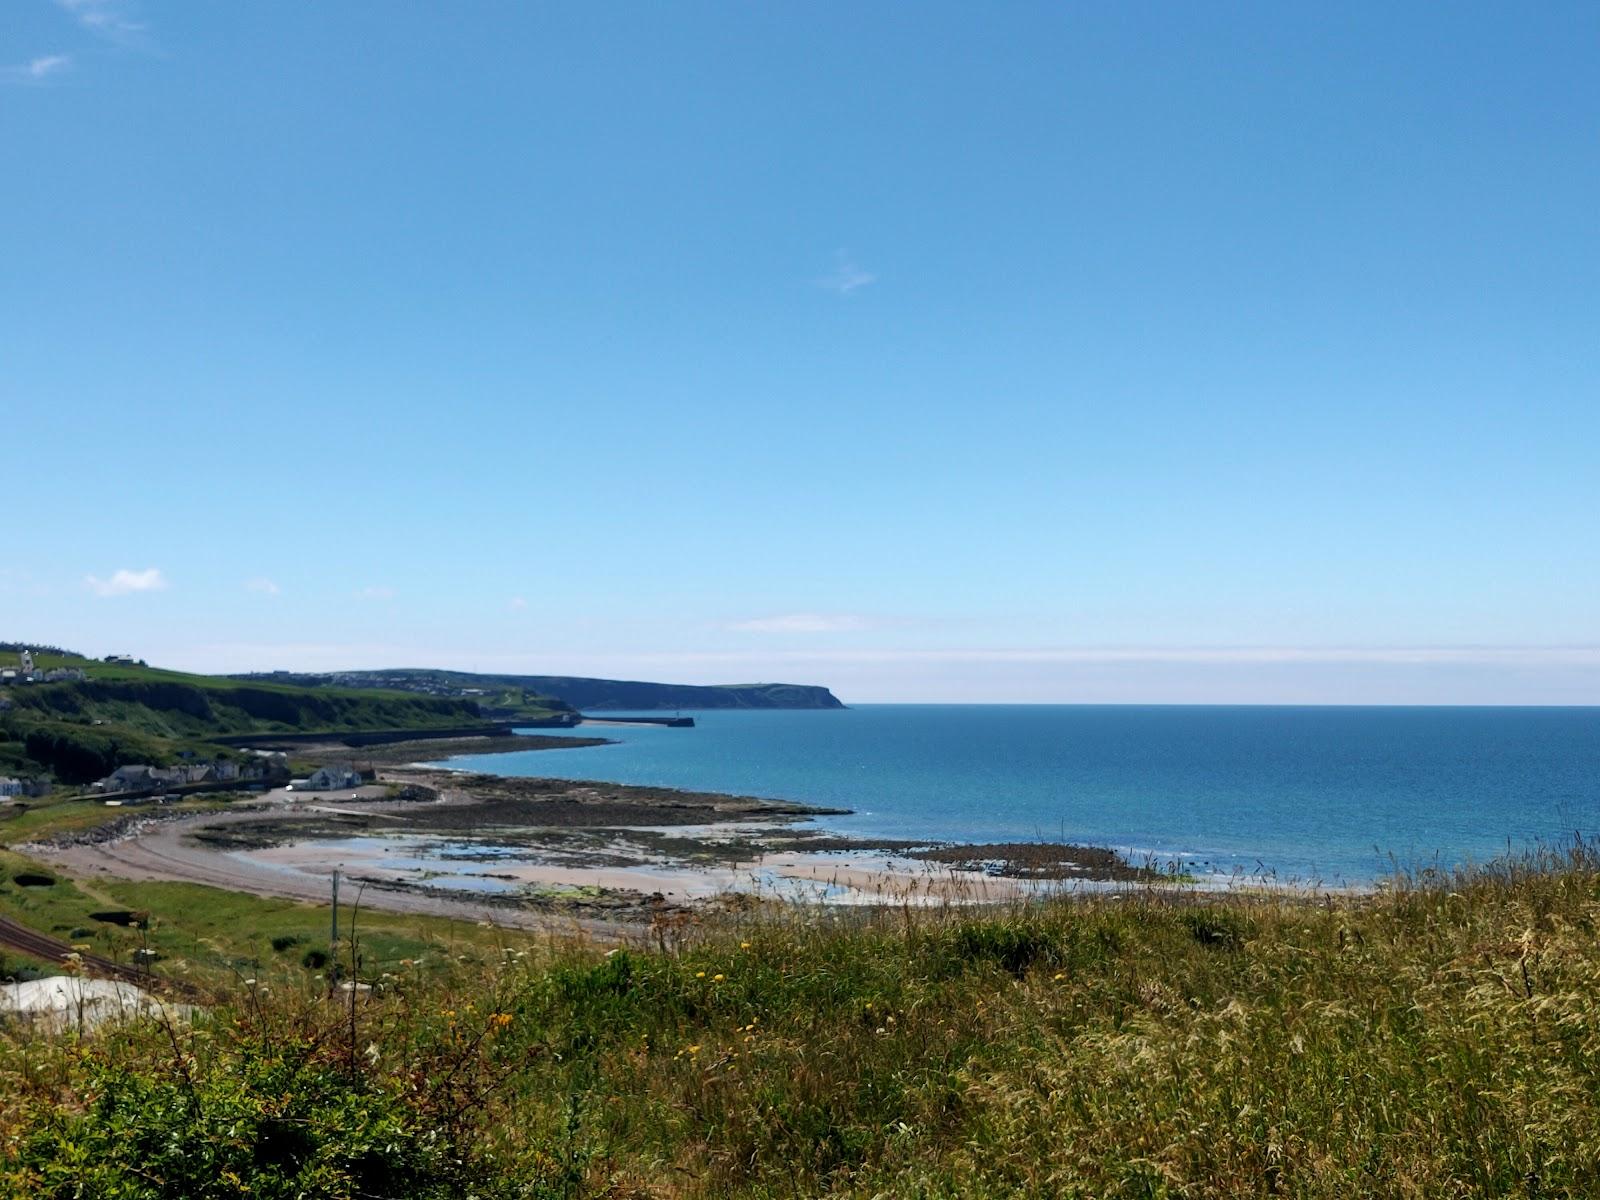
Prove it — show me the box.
[514,677,846,712]
[233,672,844,710]
[236,669,846,712]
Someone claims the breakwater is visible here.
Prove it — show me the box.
[579,715,696,728]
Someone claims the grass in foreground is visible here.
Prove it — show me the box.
[4,846,1600,1197]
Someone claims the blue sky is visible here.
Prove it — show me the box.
[4,1,1597,703]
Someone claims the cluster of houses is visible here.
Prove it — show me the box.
[0,776,52,799]
[88,757,372,799]
[93,758,280,794]
[1,650,87,687]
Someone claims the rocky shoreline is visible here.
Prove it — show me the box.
[29,741,1182,927]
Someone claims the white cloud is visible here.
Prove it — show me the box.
[85,567,167,597]
[2,55,71,83]
[730,613,870,634]
[245,577,281,596]
[817,252,876,295]
[359,585,396,600]
[509,596,528,610]
[54,0,144,38]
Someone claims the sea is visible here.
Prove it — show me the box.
[438,704,1600,887]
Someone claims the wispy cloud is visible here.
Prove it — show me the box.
[509,596,528,611]
[2,55,71,84]
[147,641,1600,706]
[730,613,871,634]
[682,645,1600,667]
[359,585,396,601]
[54,0,144,40]
[245,577,281,596]
[817,251,876,295]
[85,567,168,597]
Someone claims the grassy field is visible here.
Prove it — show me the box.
[0,843,549,982]
[0,783,539,983]
[3,845,1600,1197]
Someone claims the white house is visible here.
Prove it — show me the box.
[0,778,24,798]
[303,764,364,791]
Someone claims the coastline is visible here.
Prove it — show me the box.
[25,736,1210,928]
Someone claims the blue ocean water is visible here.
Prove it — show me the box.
[439,705,1600,885]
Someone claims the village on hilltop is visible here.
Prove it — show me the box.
[0,648,87,688]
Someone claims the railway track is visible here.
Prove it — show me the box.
[0,915,200,998]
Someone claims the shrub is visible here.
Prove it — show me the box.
[0,954,49,983]
[1179,908,1254,948]
[1,1032,496,1199]
[949,916,1058,975]
[270,934,305,953]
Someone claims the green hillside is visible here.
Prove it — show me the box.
[235,667,848,711]
[0,649,566,785]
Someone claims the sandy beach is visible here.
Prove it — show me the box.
[33,786,616,933]
[32,781,1024,919]
[25,750,1182,928]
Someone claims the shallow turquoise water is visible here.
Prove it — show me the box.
[439,705,1600,885]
